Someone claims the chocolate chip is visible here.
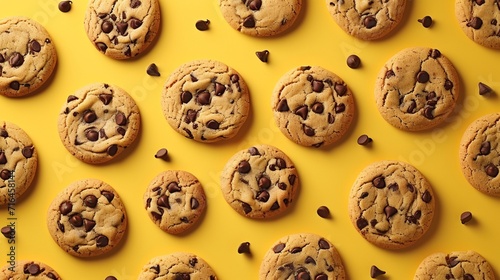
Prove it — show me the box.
[0,152,6,165]
[116,21,128,35]
[423,106,434,119]
[157,195,170,208]
[310,102,324,114]
[58,0,72,12]
[195,19,210,31]
[1,226,12,238]
[9,52,24,67]
[258,176,271,189]
[101,20,113,33]
[151,211,162,220]
[0,169,11,180]
[238,160,251,173]
[328,113,335,124]
[460,211,473,224]
[464,274,475,280]
[357,134,372,146]
[166,182,180,193]
[270,201,280,210]
[318,238,330,249]
[363,16,377,28]
[384,206,397,218]
[84,219,96,232]
[418,16,433,28]
[335,103,346,113]
[248,147,260,156]
[247,0,262,10]
[69,214,83,227]
[115,112,127,126]
[105,276,118,280]
[296,271,310,280]
[197,91,211,105]
[243,15,256,28]
[215,82,226,95]
[316,274,328,280]
[26,263,41,275]
[372,176,385,188]
[22,146,34,158]
[98,93,113,105]
[478,82,492,95]
[335,84,347,96]
[347,54,361,69]
[59,201,73,215]
[30,40,41,53]
[107,144,118,156]
[444,79,453,90]
[185,109,197,124]
[0,54,4,63]
[83,110,97,123]
[288,174,296,185]
[129,18,143,29]
[468,17,483,29]
[154,148,169,160]
[421,190,432,203]
[84,195,98,208]
[312,80,324,92]
[317,206,330,218]
[256,50,269,62]
[485,163,499,177]
[273,243,286,253]
[480,141,491,155]
[146,63,160,76]
[277,99,289,112]
[238,242,251,254]
[430,49,441,58]
[130,0,141,8]
[9,81,20,90]
[242,202,252,214]
[417,71,430,83]
[96,42,108,53]
[99,128,108,139]
[474,0,485,4]
[256,190,270,202]
[86,129,99,141]
[295,105,308,120]
[207,120,220,129]
[96,235,109,247]
[190,197,200,209]
[124,46,132,57]
[370,265,386,278]
[357,218,368,229]
[446,256,459,267]
[181,91,193,104]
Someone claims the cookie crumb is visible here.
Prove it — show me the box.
[347,54,361,69]
[478,82,492,95]
[357,134,372,146]
[195,19,210,31]
[256,50,269,63]
[238,242,251,254]
[58,1,72,12]
[370,265,386,278]
[316,206,330,218]
[154,148,169,160]
[460,211,473,224]
[418,16,433,28]
[147,63,161,76]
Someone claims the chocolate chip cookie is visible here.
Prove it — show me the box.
[46,178,127,257]
[144,170,207,235]
[459,113,500,196]
[219,0,303,37]
[325,0,407,40]
[456,0,500,49]
[161,59,250,143]
[348,160,435,250]
[0,121,37,206]
[414,251,496,280]
[0,260,60,279]
[84,0,161,59]
[58,83,141,164]
[272,66,355,148]
[0,16,57,97]
[375,47,460,131]
[259,233,346,280]
[220,145,299,219]
[138,252,218,280]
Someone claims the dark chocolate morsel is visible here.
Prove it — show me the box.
[273,243,285,253]
[85,129,99,141]
[207,120,220,129]
[215,82,226,96]
[191,197,200,209]
[9,81,20,90]
[181,91,193,104]
[101,190,115,202]
[444,79,453,90]
[129,18,143,29]
[256,190,270,202]
[248,147,260,155]
[248,0,262,10]
[312,80,324,92]
[157,195,170,208]
[418,16,433,28]
[485,163,499,177]
[347,54,361,69]
[238,160,251,173]
[9,52,24,67]
[318,238,330,249]
[115,112,127,126]
[417,71,430,83]
[167,182,181,193]
[258,176,271,189]
[363,16,377,28]
[317,206,330,218]
[146,63,160,76]
[69,214,83,227]
[370,265,386,278]
[59,201,73,215]
[26,263,41,276]
[277,99,289,112]
[243,15,256,28]
[480,141,491,155]
[154,148,169,160]
[197,91,211,105]
[96,235,109,247]
[295,105,308,120]
[357,218,368,229]
[116,21,128,35]
[479,82,492,95]
[237,242,251,254]
[446,256,459,267]
[96,42,108,53]
[0,152,6,164]
[84,195,98,208]
[1,226,12,239]
[357,134,372,146]
[311,102,324,114]
[22,146,35,158]
[421,190,432,203]
[58,1,72,12]
[460,211,473,224]
[430,49,441,58]
[30,40,41,53]
[130,0,141,8]
[423,106,434,119]
[107,144,118,156]
[384,206,397,218]
[67,95,78,102]
[335,103,346,113]
[101,21,113,33]
[195,19,210,31]
[372,176,385,188]
[99,93,113,105]
[256,50,269,62]
[242,202,252,214]
[83,110,97,123]
[335,83,347,96]
[468,17,483,29]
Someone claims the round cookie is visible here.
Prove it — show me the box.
[219,0,303,37]
[375,47,460,131]
[161,59,250,143]
[46,178,127,257]
[414,251,496,280]
[0,121,37,206]
[272,65,355,148]
[144,170,207,235]
[325,0,407,40]
[455,0,500,49]
[348,160,435,250]
[138,252,218,280]
[0,16,57,97]
[220,145,299,219]
[84,0,161,59]
[459,113,500,196]
[58,83,141,164]
[259,233,346,280]
[0,260,61,279]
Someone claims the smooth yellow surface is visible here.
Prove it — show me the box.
[1,1,500,279]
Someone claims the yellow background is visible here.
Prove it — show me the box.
[2,0,500,279]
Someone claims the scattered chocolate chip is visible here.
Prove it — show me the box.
[444,79,454,90]
[294,105,308,120]
[98,93,113,105]
[248,147,260,156]
[1,226,12,238]
[256,50,269,62]
[0,169,11,180]
[357,134,372,146]
[258,176,271,189]
[107,144,118,156]
[417,71,430,83]
[318,238,330,249]
[363,16,377,28]
[335,103,346,113]
[191,197,199,209]
[30,40,41,53]
[195,19,210,31]
[370,265,386,278]
[475,0,485,4]
[311,102,324,114]
[303,125,315,136]
[116,21,128,35]
[105,276,118,280]
[418,16,433,28]
[312,80,324,93]
[243,15,256,28]
[58,0,72,12]
[347,54,361,69]
[214,83,226,96]
[464,274,475,280]
[129,18,142,29]
[430,49,441,58]
[157,195,170,208]
[67,95,78,103]
[485,163,499,177]
[85,129,99,141]
[460,211,473,224]
[273,243,286,253]
[154,148,169,160]
[0,54,4,63]
[146,63,160,76]
[247,0,262,10]
[478,82,492,95]
[22,146,34,158]
[238,241,251,254]
[423,106,434,119]
[9,52,24,67]
[468,17,483,29]
[317,206,330,218]
[335,83,347,96]
[96,235,109,247]
[242,202,252,214]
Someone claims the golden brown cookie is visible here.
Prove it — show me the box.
[138,252,218,280]
[455,0,500,49]
[0,260,60,279]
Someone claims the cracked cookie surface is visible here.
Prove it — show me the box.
[220,145,299,219]
[456,0,500,49]
[375,47,460,131]
[459,113,500,196]
[84,0,161,59]
[58,83,141,164]
[144,170,207,235]
[46,178,127,257]
[161,59,250,143]
[0,121,37,206]
[325,0,407,40]
[414,251,496,280]
[0,16,57,97]
[0,260,60,280]
[219,0,303,37]
[259,233,346,280]
[348,160,435,250]
[138,252,218,280]
[272,66,355,148]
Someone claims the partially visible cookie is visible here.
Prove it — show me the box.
[348,160,435,250]
[0,260,61,279]
[375,47,460,131]
[58,83,141,164]
[455,0,500,49]
[46,178,127,257]
[220,145,299,219]
[459,113,500,196]
[84,0,161,59]
[0,16,57,97]
[219,0,303,37]
[272,65,355,148]
[144,170,207,235]
[0,121,37,206]
[325,0,407,40]
[161,60,250,143]
[259,233,346,280]
[138,252,218,280]
[414,251,496,280]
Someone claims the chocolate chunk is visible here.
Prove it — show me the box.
[273,243,286,253]
[154,148,169,160]
[478,82,492,95]
[215,82,226,95]
[468,17,483,29]
[312,80,324,92]
[247,0,262,10]
[59,201,73,215]
[26,263,41,275]
[96,42,108,53]
[270,201,280,210]
[0,54,4,63]
[317,206,330,218]
[294,105,308,120]
[181,91,193,104]
[318,238,330,249]
[480,141,491,155]
[58,1,72,12]
[197,91,211,105]
[124,46,131,57]
[357,218,368,229]
[0,169,11,180]
[129,18,143,29]
[116,21,128,35]
[107,144,118,156]
[22,146,34,158]
[256,50,269,62]
[384,206,397,218]
[84,219,96,232]
[96,235,109,247]
[115,112,127,126]
[84,195,98,208]
[146,63,160,76]
[363,16,377,28]
[30,40,41,53]
[460,211,472,224]
[417,71,430,83]
[67,95,78,103]
[370,265,386,278]
[277,99,289,112]
[130,0,141,8]
[99,128,108,139]
[69,214,83,227]
[83,110,97,123]
[195,19,210,31]
[157,195,170,208]
[9,81,20,90]
[1,226,12,238]
[117,127,126,136]
[421,190,432,203]
[238,242,251,254]
[418,16,433,28]
[485,163,499,177]
[207,120,220,129]
[256,190,270,202]
[9,52,24,67]
[243,15,256,28]
[357,134,372,146]
[347,54,361,69]
[85,129,99,141]
[372,176,385,188]
[238,160,251,173]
